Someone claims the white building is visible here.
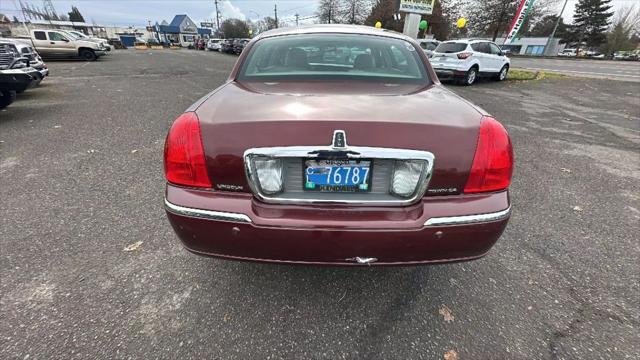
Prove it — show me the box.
[495,37,564,56]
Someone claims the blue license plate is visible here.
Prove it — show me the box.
[304,159,372,192]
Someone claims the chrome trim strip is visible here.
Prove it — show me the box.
[424,207,511,226]
[164,198,252,223]
[243,145,435,206]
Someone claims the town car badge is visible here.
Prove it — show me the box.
[332,130,347,149]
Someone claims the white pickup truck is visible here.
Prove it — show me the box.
[18,29,107,61]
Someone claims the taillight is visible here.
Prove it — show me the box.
[464,116,513,193]
[163,112,212,188]
[457,52,473,60]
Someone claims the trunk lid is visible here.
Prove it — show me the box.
[195,81,484,196]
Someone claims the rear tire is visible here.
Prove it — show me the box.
[496,65,509,81]
[462,66,478,86]
[80,49,97,61]
[0,90,17,109]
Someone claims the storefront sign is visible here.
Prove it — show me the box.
[399,0,436,15]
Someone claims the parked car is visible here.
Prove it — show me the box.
[233,38,250,55]
[16,29,107,61]
[108,38,126,49]
[614,50,640,61]
[418,39,440,57]
[2,39,48,87]
[63,30,112,51]
[0,42,40,109]
[558,49,577,57]
[430,39,510,85]
[163,25,514,265]
[221,39,235,54]
[207,38,222,51]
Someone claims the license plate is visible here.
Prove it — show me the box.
[304,159,372,192]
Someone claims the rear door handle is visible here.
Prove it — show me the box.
[50,42,55,44]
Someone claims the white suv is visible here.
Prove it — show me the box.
[207,39,222,51]
[429,39,510,86]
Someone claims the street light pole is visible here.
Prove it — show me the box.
[214,0,220,31]
[544,0,569,56]
[274,4,278,28]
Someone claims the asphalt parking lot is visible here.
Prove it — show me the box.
[1,50,639,359]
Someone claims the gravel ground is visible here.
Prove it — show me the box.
[1,50,638,359]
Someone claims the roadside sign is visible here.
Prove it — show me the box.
[399,0,436,15]
[201,22,214,28]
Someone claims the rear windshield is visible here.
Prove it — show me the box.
[435,42,467,53]
[421,42,438,51]
[238,34,428,83]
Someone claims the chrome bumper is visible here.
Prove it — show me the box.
[164,198,252,223]
[424,207,511,226]
[165,198,510,227]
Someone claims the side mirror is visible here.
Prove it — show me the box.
[62,38,70,42]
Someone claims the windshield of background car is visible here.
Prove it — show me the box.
[435,42,467,53]
[62,32,80,40]
[238,34,428,83]
[421,42,438,51]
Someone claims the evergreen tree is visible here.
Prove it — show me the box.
[572,0,613,48]
[364,0,403,32]
[601,6,639,55]
[220,18,250,38]
[68,6,86,23]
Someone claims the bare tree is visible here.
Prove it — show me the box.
[317,0,342,24]
[341,0,372,24]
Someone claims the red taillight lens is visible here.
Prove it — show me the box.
[163,112,212,188]
[464,116,513,193]
[457,52,473,59]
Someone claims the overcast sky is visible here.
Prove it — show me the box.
[1,0,635,27]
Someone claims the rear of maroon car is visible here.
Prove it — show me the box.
[163,26,513,265]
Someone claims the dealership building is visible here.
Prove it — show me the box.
[155,15,212,47]
[495,37,564,56]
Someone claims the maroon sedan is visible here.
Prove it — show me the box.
[164,25,513,265]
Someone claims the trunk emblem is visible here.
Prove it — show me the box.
[347,257,378,265]
[332,130,347,149]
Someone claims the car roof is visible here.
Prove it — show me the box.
[440,39,496,44]
[254,24,412,42]
[0,39,30,50]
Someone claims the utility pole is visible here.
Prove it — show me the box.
[214,0,220,31]
[295,13,299,26]
[274,4,278,28]
[544,0,569,56]
[328,0,332,24]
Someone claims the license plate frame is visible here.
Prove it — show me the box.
[303,159,373,193]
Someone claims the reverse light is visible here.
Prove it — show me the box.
[464,116,513,193]
[457,52,473,60]
[163,112,212,188]
[251,157,283,194]
[391,160,426,198]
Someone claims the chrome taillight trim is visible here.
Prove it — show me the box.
[164,198,252,223]
[424,206,511,226]
[244,145,435,206]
